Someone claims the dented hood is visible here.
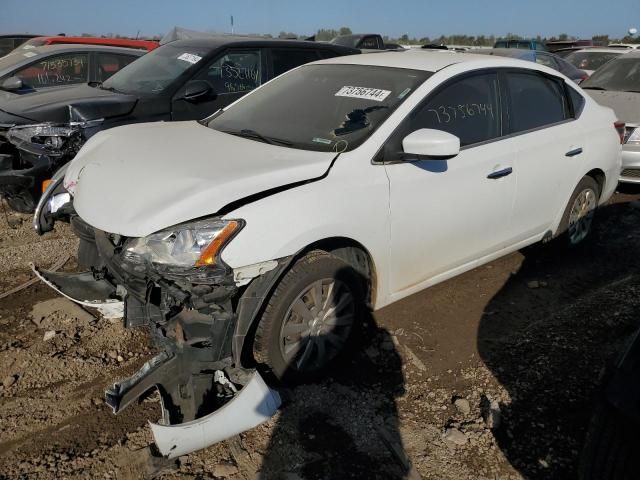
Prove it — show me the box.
[0,84,137,123]
[67,121,336,237]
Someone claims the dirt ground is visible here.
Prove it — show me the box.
[1,188,640,480]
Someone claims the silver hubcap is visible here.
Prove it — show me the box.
[279,278,355,372]
[568,188,597,245]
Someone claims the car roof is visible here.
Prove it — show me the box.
[569,48,629,54]
[314,48,529,72]
[163,36,358,52]
[11,43,146,56]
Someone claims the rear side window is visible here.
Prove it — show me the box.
[14,53,89,89]
[271,49,320,77]
[409,73,501,147]
[535,53,558,69]
[505,72,569,133]
[96,53,138,82]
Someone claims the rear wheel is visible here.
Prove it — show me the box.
[556,176,600,247]
[253,250,364,384]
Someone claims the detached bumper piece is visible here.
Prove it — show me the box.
[106,350,280,459]
[31,264,124,319]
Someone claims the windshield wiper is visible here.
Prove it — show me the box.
[99,84,123,94]
[623,89,640,93]
[581,86,607,90]
[223,129,293,146]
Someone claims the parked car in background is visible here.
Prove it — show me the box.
[546,39,604,53]
[13,36,159,53]
[0,36,359,212]
[474,48,588,83]
[564,48,627,76]
[608,43,640,50]
[0,44,144,95]
[330,33,395,50]
[0,34,42,57]
[581,51,640,183]
[33,49,621,459]
[493,38,547,51]
[553,46,597,58]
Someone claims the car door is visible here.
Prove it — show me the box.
[171,48,265,121]
[383,71,516,294]
[502,69,583,241]
[8,52,89,92]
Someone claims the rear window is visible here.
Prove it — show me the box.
[565,51,622,71]
[581,57,640,92]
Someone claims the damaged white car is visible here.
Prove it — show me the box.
[32,50,622,458]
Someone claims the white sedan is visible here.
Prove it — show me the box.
[34,49,622,457]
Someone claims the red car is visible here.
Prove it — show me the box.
[16,36,159,52]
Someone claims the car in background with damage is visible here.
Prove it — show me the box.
[0,43,144,96]
[0,36,358,212]
[32,49,621,459]
[580,51,640,184]
[11,35,159,53]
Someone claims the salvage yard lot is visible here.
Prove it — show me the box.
[1,188,640,479]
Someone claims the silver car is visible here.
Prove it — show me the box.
[582,51,640,183]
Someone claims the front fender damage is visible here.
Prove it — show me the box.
[32,247,286,459]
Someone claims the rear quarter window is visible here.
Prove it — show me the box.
[568,86,585,117]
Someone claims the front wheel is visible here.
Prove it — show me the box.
[253,250,364,384]
[556,176,600,247]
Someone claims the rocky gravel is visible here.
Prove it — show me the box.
[1,191,639,479]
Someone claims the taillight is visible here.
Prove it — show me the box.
[614,121,626,144]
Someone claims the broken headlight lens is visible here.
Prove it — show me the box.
[7,120,102,157]
[122,219,243,268]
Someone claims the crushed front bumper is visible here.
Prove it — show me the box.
[33,225,284,457]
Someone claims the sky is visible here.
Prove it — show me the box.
[1,0,638,40]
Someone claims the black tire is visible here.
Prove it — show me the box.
[555,176,600,247]
[579,398,640,480]
[253,250,365,384]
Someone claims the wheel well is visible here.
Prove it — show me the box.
[298,237,377,307]
[586,169,605,196]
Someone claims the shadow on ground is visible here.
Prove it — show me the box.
[477,194,640,479]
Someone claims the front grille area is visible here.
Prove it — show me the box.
[621,168,640,178]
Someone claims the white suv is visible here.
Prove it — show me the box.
[33,50,622,457]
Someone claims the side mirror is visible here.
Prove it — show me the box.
[402,129,460,159]
[1,76,23,91]
[182,80,214,103]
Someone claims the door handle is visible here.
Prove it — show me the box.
[487,167,513,179]
[565,147,583,157]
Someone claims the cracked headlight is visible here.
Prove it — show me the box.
[123,219,243,268]
[8,120,102,156]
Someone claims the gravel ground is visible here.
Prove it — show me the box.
[1,190,639,480]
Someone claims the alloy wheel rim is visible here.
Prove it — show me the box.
[568,188,597,245]
[279,278,355,373]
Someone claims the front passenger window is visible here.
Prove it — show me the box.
[408,73,501,147]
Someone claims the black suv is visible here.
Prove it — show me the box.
[0,37,359,212]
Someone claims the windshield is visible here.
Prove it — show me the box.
[207,64,431,152]
[581,56,640,92]
[102,44,210,95]
[565,51,622,71]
